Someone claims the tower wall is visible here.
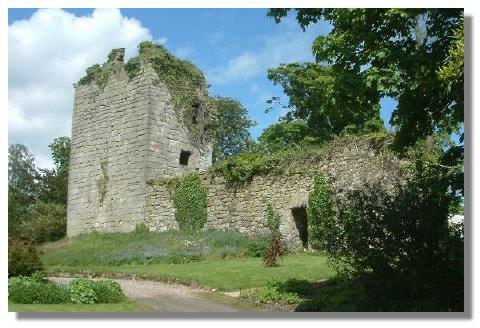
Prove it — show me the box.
[67,54,212,236]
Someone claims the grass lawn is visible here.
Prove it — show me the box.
[40,230,268,266]
[9,302,153,312]
[47,253,335,291]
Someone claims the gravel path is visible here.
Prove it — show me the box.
[49,277,240,312]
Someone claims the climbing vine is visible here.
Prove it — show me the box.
[306,173,336,250]
[78,49,125,91]
[167,173,208,232]
[125,41,215,143]
[97,160,109,205]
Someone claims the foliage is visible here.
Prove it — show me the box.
[97,159,109,205]
[16,202,66,244]
[167,173,208,232]
[41,229,269,267]
[78,64,111,90]
[126,41,214,142]
[268,9,464,153]
[69,278,98,304]
[211,96,256,162]
[309,161,464,310]
[267,63,385,141]
[68,278,126,304]
[8,144,39,233]
[258,120,319,151]
[240,279,307,306]
[306,173,336,250]
[263,204,285,267]
[49,137,71,173]
[8,275,70,304]
[8,238,43,277]
[212,133,391,184]
[9,138,70,241]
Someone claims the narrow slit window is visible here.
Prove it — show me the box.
[179,150,192,166]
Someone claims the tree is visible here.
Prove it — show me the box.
[212,96,256,162]
[38,137,71,204]
[8,144,39,233]
[258,119,319,151]
[267,63,385,140]
[267,9,464,151]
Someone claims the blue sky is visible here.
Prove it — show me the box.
[8,8,395,168]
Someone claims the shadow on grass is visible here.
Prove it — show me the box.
[293,273,464,312]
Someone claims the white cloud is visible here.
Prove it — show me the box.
[8,9,155,169]
[173,46,195,59]
[206,16,328,86]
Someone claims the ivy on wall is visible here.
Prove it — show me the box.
[125,41,215,143]
[96,160,109,205]
[306,173,336,250]
[166,173,208,232]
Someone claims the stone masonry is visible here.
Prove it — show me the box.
[68,45,403,248]
[145,137,403,248]
[67,48,212,236]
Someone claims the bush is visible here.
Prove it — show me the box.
[307,174,336,250]
[263,204,285,267]
[8,238,43,277]
[309,161,464,311]
[68,278,127,304]
[91,280,126,304]
[8,275,70,304]
[69,278,97,304]
[168,173,208,232]
[16,201,66,244]
[240,279,305,306]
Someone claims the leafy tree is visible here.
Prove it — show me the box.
[258,119,319,151]
[212,96,255,162]
[38,137,71,204]
[267,9,464,151]
[8,144,39,232]
[267,63,385,141]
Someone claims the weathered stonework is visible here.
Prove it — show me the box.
[145,138,404,248]
[68,45,404,247]
[67,48,212,236]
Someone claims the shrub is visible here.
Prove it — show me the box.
[16,201,66,244]
[310,161,464,311]
[240,279,304,306]
[306,173,336,250]
[69,278,98,304]
[91,280,126,304]
[69,278,127,304]
[8,238,43,277]
[263,204,285,267]
[168,173,208,232]
[8,276,70,304]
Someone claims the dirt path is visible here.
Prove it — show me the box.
[49,277,240,312]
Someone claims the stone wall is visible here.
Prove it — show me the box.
[67,48,212,236]
[145,137,404,248]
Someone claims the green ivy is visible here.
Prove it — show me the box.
[307,173,336,250]
[212,133,393,185]
[125,41,214,141]
[97,160,109,205]
[167,173,208,232]
[78,64,110,90]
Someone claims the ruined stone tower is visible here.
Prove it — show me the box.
[67,43,214,236]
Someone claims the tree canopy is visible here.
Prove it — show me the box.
[212,96,256,162]
[268,8,464,150]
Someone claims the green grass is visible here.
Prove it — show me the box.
[47,253,335,291]
[40,229,268,266]
[9,301,153,312]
